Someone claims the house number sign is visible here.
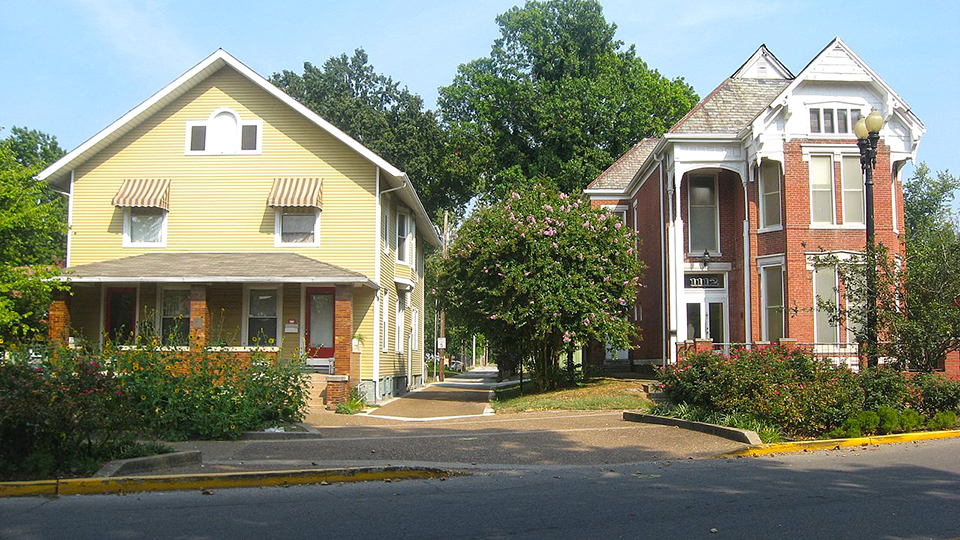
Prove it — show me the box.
[684,274,724,289]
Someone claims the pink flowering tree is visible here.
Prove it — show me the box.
[434,181,644,390]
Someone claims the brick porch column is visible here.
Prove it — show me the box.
[325,285,354,406]
[776,338,797,351]
[48,289,71,347]
[189,284,209,351]
[693,338,713,354]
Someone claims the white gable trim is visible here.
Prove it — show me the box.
[731,44,793,80]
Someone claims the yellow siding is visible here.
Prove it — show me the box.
[281,284,299,359]
[70,66,376,277]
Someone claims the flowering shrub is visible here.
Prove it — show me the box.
[434,180,644,389]
[106,343,309,440]
[658,346,863,437]
[0,343,309,479]
[659,346,960,438]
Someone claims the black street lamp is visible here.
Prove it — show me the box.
[854,108,884,368]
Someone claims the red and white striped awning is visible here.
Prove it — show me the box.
[267,177,323,208]
[112,178,171,210]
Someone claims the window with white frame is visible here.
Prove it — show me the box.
[381,290,390,352]
[395,293,405,353]
[813,265,839,343]
[846,290,864,345]
[246,288,279,346]
[760,161,781,229]
[810,155,836,224]
[275,207,320,245]
[809,108,861,135]
[160,288,190,346]
[411,308,419,351]
[841,156,865,224]
[396,211,409,264]
[410,220,417,272]
[688,175,718,253]
[381,206,390,254]
[186,109,262,155]
[761,265,784,341]
[125,207,167,246]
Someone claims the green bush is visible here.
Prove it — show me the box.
[899,409,923,432]
[335,386,367,415]
[855,410,880,433]
[876,406,900,435]
[908,374,960,416]
[859,368,910,411]
[928,411,958,430]
[658,346,863,437]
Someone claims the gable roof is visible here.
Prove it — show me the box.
[669,77,791,134]
[731,44,794,80]
[38,49,440,245]
[588,138,659,190]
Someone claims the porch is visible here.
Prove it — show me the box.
[49,252,378,405]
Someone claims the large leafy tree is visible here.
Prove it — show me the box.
[438,0,699,198]
[824,164,959,371]
[271,50,473,220]
[0,127,67,342]
[434,180,644,389]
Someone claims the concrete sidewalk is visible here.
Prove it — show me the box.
[365,366,499,420]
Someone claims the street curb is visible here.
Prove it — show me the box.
[239,432,325,441]
[720,429,960,457]
[623,412,763,445]
[93,451,202,477]
[0,466,452,498]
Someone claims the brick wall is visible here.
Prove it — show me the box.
[48,290,71,346]
[632,165,664,360]
[188,284,210,350]
[326,285,355,406]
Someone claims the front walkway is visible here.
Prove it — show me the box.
[365,366,499,420]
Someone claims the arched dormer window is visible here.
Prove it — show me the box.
[186,108,262,155]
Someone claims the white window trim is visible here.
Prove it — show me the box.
[840,155,866,226]
[411,307,419,351]
[809,154,837,226]
[241,284,283,347]
[395,293,405,353]
[758,162,783,233]
[382,205,390,255]
[812,265,839,343]
[123,207,168,248]
[273,207,321,247]
[686,174,720,256]
[759,262,785,342]
[156,284,190,345]
[892,169,900,234]
[184,108,263,156]
[381,290,390,352]
[396,209,411,265]
[806,103,864,138]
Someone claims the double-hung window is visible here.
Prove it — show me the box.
[810,155,835,225]
[411,308,419,351]
[246,288,279,346]
[760,161,781,229]
[396,211,409,264]
[688,175,718,254]
[160,288,190,346]
[841,156,865,224]
[276,207,319,245]
[381,290,390,352]
[395,294,405,353]
[813,265,839,343]
[761,265,784,341]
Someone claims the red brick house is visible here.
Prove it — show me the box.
[584,39,951,375]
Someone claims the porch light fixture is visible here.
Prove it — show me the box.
[700,249,711,270]
[855,108,883,368]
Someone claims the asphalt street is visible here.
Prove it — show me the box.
[2,438,959,539]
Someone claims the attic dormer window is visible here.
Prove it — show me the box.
[186,108,262,154]
[810,107,861,135]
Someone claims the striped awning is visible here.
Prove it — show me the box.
[267,177,323,209]
[112,178,171,210]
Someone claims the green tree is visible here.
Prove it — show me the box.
[0,127,67,342]
[438,0,698,198]
[433,180,644,389]
[270,50,473,220]
[820,164,960,372]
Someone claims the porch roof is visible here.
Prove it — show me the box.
[60,253,376,287]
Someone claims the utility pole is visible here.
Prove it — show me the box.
[439,211,448,382]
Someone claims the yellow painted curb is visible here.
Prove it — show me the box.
[721,429,960,457]
[0,467,450,498]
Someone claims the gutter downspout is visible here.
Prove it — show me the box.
[373,167,382,400]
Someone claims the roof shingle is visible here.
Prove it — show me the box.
[588,138,660,190]
[670,78,791,134]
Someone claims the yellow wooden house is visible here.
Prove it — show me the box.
[39,49,439,405]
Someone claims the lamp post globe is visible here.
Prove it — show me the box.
[865,108,884,134]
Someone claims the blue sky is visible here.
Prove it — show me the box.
[2,0,957,204]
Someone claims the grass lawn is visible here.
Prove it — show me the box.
[493,377,652,413]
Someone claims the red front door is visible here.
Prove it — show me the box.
[305,287,335,358]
